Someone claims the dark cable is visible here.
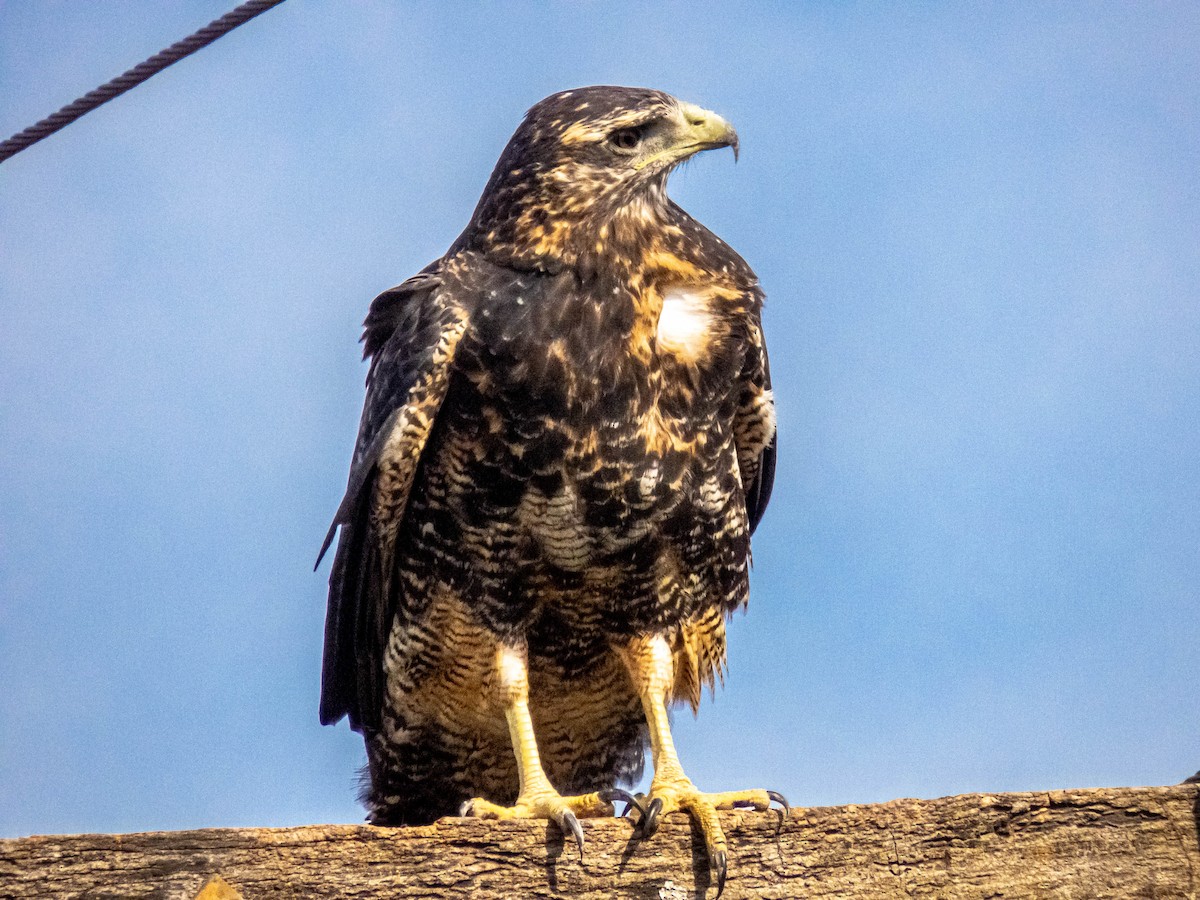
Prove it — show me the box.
[0,0,287,165]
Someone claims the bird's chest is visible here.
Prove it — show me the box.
[457,278,746,559]
[478,275,741,411]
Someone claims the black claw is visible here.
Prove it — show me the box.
[641,796,663,837]
[767,790,790,814]
[626,791,651,819]
[560,809,585,861]
[599,788,645,820]
[713,849,728,898]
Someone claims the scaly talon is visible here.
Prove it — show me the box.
[620,634,789,893]
[461,789,612,856]
[637,779,786,893]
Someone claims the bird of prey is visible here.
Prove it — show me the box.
[318,85,780,891]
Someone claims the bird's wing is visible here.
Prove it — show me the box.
[737,312,776,536]
[318,271,468,730]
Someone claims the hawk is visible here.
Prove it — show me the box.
[319,85,780,891]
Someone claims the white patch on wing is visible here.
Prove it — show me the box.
[761,388,777,444]
[656,287,712,361]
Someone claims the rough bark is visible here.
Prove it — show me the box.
[2,784,1197,899]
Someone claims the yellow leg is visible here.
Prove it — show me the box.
[461,645,622,855]
[619,634,786,895]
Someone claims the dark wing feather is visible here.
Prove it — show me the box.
[319,272,467,730]
[746,338,775,535]
[736,313,776,537]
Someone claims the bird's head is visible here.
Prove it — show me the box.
[464,86,739,270]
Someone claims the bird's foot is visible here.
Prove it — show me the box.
[635,777,788,897]
[461,789,630,859]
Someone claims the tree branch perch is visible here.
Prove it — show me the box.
[3,784,1197,898]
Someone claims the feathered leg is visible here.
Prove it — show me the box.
[619,634,786,896]
[461,644,631,855]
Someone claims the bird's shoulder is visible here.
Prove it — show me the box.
[661,200,762,299]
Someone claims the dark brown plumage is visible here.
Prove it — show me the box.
[319,85,778,887]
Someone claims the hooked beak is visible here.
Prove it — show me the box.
[677,101,740,162]
[634,101,740,170]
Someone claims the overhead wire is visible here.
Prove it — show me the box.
[0,0,287,165]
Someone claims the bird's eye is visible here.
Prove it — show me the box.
[609,127,644,152]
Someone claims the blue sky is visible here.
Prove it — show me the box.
[1,2,1197,838]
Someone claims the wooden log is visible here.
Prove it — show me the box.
[2,784,1197,898]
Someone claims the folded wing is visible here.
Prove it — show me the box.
[318,272,467,730]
